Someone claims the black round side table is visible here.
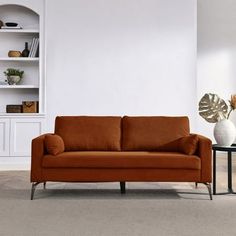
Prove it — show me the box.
[212,144,236,195]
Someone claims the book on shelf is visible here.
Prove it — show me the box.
[29,38,35,57]
[32,38,39,57]
[29,37,39,57]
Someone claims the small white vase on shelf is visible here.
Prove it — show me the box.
[7,75,21,85]
[214,119,236,146]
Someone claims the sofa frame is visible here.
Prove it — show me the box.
[31,116,212,200]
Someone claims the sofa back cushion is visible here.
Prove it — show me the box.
[55,116,121,151]
[122,116,190,151]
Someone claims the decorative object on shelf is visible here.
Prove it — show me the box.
[0,20,3,28]
[4,68,24,85]
[1,22,22,29]
[8,50,22,57]
[21,42,30,57]
[5,22,18,27]
[6,104,22,113]
[22,101,38,113]
[199,93,236,146]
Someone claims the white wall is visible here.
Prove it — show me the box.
[197,0,236,140]
[45,0,197,132]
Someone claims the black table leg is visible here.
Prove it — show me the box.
[212,145,236,195]
[213,150,216,195]
[228,151,233,193]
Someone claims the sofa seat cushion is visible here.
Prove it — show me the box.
[42,152,200,169]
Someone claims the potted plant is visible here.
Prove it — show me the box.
[4,68,24,85]
[199,93,236,146]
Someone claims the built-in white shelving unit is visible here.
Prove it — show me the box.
[0,0,45,169]
[0,2,45,115]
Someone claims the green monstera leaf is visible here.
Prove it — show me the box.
[199,93,228,123]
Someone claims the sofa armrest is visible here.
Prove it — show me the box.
[31,133,51,182]
[192,134,212,183]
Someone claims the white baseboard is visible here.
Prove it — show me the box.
[0,157,30,171]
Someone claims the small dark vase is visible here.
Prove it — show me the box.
[22,42,29,57]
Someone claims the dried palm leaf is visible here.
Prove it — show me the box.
[198,93,228,123]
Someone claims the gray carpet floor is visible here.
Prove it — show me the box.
[1,155,236,236]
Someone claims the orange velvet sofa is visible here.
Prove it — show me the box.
[31,116,212,200]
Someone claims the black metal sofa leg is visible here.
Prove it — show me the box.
[31,182,41,200]
[120,182,126,194]
[203,183,212,200]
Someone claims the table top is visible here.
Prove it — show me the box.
[212,144,236,151]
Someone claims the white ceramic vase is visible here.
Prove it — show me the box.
[214,119,236,146]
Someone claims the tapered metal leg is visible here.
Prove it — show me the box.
[120,182,126,194]
[31,182,40,200]
[203,183,212,200]
[43,182,46,190]
[195,182,198,188]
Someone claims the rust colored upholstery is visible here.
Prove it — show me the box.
[41,169,201,182]
[31,116,212,188]
[122,116,190,151]
[31,134,48,182]
[45,134,65,155]
[178,134,198,155]
[194,134,212,182]
[42,151,200,169]
[157,134,199,155]
[55,116,121,151]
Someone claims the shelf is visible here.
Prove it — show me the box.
[0,29,39,33]
[0,113,45,117]
[0,85,39,89]
[0,57,39,62]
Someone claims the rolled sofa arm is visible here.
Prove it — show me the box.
[192,134,212,183]
[31,134,51,182]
